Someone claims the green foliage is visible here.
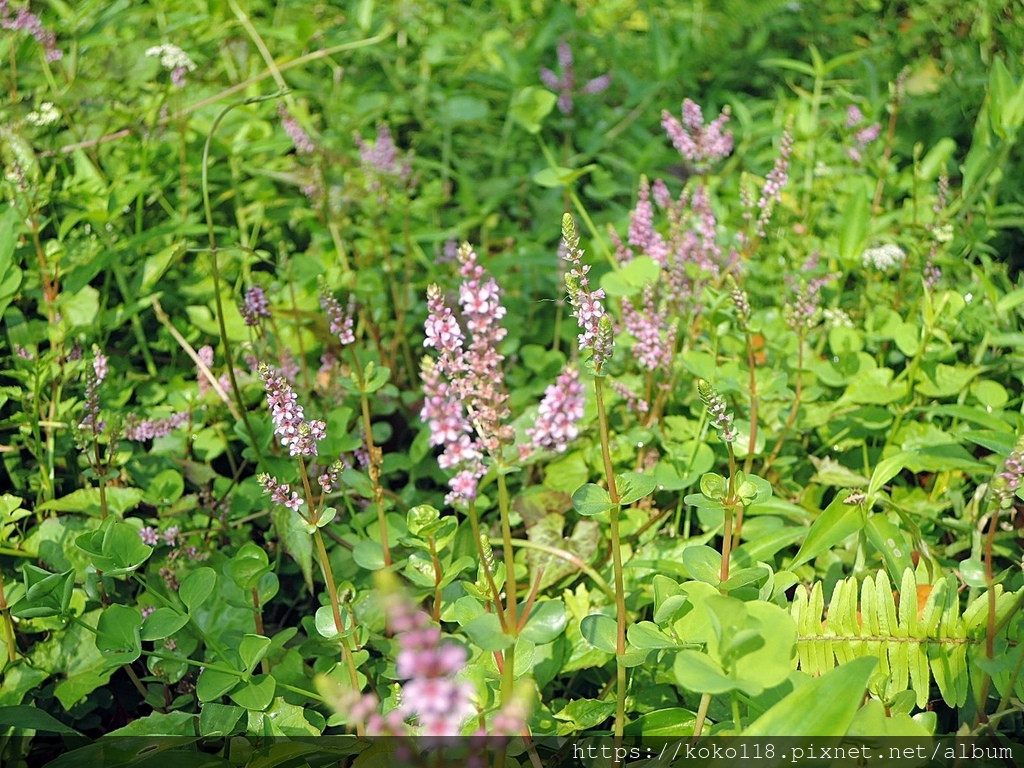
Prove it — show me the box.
[793,569,1024,710]
[0,0,1023,759]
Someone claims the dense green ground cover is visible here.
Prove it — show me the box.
[2,0,1024,764]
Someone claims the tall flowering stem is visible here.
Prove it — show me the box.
[257,366,362,705]
[698,379,738,583]
[562,214,628,741]
[420,242,522,709]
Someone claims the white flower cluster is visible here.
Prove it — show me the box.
[145,44,196,72]
[823,307,854,328]
[861,243,906,271]
[26,102,60,127]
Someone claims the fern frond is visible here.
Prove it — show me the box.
[792,568,1020,709]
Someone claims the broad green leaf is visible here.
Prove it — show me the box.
[180,567,217,614]
[315,605,341,639]
[95,604,142,668]
[521,600,567,644]
[616,470,657,505]
[682,546,721,585]
[230,674,276,711]
[867,451,912,498]
[572,484,613,517]
[600,256,660,298]
[0,706,83,735]
[239,634,272,674]
[352,540,385,570]
[199,703,245,737]
[744,657,878,736]
[791,494,864,569]
[38,487,143,517]
[580,613,618,654]
[554,699,616,730]
[140,607,190,641]
[622,708,697,736]
[144,469,185,506]
[864,515,914,584]
[463,612,513,651]
[197,668,240,702]
[673,650,736,694]
[510,86,557,134]
[627,621,678,650]
[272,506,313,589]
[104,710,197,737]
[840,368,907,405]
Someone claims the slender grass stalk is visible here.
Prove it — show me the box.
[201,92,285,462]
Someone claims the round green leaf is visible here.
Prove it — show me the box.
[580,613,617,654]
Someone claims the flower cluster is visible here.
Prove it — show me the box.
[196,345,232,398]
[823,307,854,329]
[785,254,836,331]
[924,170,949,289]
[421,243,511,504]
[25,101,60,127]
[391,601,476,736]
[317,460,344,494]
[622,284,676,372]
[563,214,614,371]
[240,285,271,327]
[279,103,316,154]
[320,289,356,347]
[139,526,181,547]
[861,243,906,271]
[992,434,1024,510]
[697,379,736,443]
[259,362,325,457]
[0,0,62,61]
[257,473,303,512]
[726,274,751,329]
[122,411,190,442]
[80,347,107,435]
[354,123,412,200]
[522,366,586,457]
[539,38,611,116]
[341,597,476,737]
[845,105,881,163]
[662,98,733,173]
[145,43,196,87]
[612,379,649,415]
[756,129,793,237]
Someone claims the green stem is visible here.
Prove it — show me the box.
[348,349,391,567]
[594,377,627,741]
[201,92,283,464]
[312,526,363,724]
[691,692,712,741]
[497,471,517,704]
